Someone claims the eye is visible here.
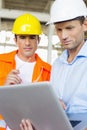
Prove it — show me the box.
[66,26,74,30]
[19,35,26,39]
[56,28,62,32]
[29,35,37,39]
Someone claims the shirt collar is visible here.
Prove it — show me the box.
[60,40,87,64]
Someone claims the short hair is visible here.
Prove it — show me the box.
[74,16,86,24]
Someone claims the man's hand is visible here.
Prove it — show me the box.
[20,119,34,130]
[59,99,66,110]
[4,69,22,85]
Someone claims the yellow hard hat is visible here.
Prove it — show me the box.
[12,13,42,35]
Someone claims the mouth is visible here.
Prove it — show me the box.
[63,40,72,45]
[24,48,32,51]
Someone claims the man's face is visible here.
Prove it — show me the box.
[14,35,40,61]
[55,20,86,51]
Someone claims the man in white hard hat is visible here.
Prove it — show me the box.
[49,0,87,114]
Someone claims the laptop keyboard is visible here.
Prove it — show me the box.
[70,120,81,127]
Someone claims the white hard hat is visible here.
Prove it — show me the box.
[48,0,87,24]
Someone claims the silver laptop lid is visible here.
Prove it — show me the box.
[0,82,73,130]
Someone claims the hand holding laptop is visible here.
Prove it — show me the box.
[59,99,66,110]
[20,119,34,130]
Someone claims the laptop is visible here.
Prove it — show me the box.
[0,81,85,130]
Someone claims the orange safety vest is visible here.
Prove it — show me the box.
[0,115,6,130]
[0,50,51,129]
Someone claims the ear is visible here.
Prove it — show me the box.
[83,19,87,32]
[14,37,18,46]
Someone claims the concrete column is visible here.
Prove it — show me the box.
[0,0,5,8]
[0,0,4,31]
[47,24,54,64]
[47,0,54,64]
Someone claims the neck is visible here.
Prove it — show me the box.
[17,54,36,62]
[67,41,84,63]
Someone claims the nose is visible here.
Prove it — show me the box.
[62,30,68,40]
[25,37,30,45]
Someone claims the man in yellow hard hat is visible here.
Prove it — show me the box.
[0,13,51,130]
[0,13,51,85]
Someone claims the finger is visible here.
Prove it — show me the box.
[5,72,22,85]
[8,69,20,75]
[20,119,28,130]
[8,74,22,83]
[20,123,24,130]
[26,119,33,130]
[59,99,66,110]
[20,119,33,130]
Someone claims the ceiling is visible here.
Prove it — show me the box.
[0,0,55,24]
[4,0,54,13]
[4,0,87,13]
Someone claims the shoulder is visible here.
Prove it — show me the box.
[35,53,51,71]
[0,50,18,60]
